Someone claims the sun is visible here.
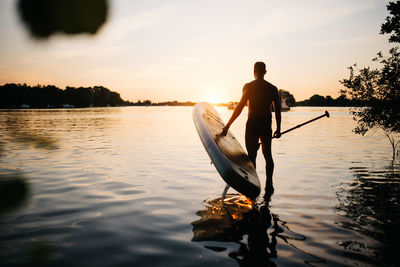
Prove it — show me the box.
[207,93,223,104]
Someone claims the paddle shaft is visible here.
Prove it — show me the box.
[272,111,329,139]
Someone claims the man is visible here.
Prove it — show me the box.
[221,62,281,193]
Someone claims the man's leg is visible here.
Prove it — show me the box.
[260,133,274,193]
[245,132,260,168]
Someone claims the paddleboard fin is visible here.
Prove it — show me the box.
[221,184,230,204]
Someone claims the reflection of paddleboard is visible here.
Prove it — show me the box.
[193,102,261,199]
[191,194,255,242]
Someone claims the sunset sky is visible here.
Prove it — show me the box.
[0,0,394,102]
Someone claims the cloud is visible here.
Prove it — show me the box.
[105,3,180,41]
[236,1,375,38]
[311,34,379,47]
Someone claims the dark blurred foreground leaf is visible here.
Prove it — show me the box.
[0,173,29,213]
[18,0,108,38]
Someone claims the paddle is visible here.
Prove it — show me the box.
[273,111,330,139]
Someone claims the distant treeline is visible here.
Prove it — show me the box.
[0,83,125,108]
[296,94,363,107]
[126,100,196,106]
[0,83,362,108]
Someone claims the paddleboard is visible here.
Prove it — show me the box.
[193,102,261,199]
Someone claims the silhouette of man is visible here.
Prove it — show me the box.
[221,62,281,193]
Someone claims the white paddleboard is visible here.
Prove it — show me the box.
[193,102,261,199]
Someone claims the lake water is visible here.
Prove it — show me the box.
[0,106,399,266]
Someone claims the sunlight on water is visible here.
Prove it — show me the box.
[0,107,399,266]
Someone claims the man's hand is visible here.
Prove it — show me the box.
[221,125,229,136]
[273,129,281,139]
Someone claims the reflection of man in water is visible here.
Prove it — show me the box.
[222,62,281,193]
[191,194,281,266]
[229,200,279,267]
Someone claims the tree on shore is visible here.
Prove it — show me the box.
[380,1,400,43]
[340,1,400,160]
[278,89,296,107]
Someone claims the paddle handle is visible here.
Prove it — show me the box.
[272,110,329,139]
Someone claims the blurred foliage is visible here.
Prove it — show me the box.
[0,173,29,214]
[18,0,108,38]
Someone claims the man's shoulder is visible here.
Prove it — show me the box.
[265,80,278,90]
[242,81,255,92]
[244,80,263,88]
[244,80,256,87]
[246,79,278,90]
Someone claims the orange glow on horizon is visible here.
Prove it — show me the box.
[206,92,225,104]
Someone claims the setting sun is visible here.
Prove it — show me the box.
[207,93,224,104]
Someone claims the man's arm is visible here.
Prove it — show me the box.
[272,89,281,138]
[221,88,249,136]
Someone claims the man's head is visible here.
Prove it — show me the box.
[254,61,266,79]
